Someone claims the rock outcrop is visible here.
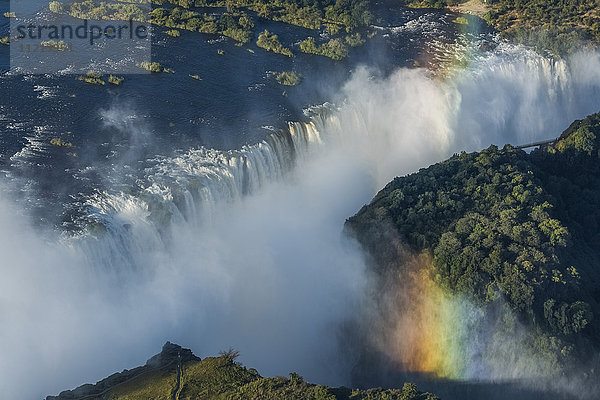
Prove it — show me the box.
[46,342,199,400]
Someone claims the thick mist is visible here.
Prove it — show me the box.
[1,45,600,399]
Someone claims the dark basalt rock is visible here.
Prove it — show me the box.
[146,341,200,367]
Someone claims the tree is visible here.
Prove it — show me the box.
[49,1,64,13]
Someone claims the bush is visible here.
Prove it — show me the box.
[222,27,251,43]
[108,75,124,85]
[199,21,218,34]
[345,32,365,47]
[41,40,69,51]
[77,70,105,85]
[218,348,240,364]
[300,36,348,60]
[50,138,73,147]
[137,62,163,72]
[49,1,64,14]
[256,30,292,56]
[275,71,302,86]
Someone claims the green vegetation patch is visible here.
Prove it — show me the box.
[50,0,374,59]
[108,75,124,85]
[62,0,147,21]
[250,0,372,31]
[271,3,322,29]
[77,70,105,85]
[137,61,165,72]
[452,16,468,25]
[41,40,70,51]
[151,8,254,43]
[344,32,365,47]
[49,1,64,13]
[256,29,293,56]
[299,36,348,60]
[275,71,302,86]
[46,0,376,35]
[325,23,342,35]
[50,138,73,147]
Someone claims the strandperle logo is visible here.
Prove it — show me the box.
[9,0,152,74]
[15,19,149,45]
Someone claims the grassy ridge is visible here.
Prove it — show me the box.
[47,343,440,400]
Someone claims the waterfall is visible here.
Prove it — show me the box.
[76,111,330,269]
[89,121,323,219]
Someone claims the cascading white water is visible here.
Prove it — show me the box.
[83,45,600,251]
[2,45,600,400]
[88,119,324,219]
[79,118,327,270]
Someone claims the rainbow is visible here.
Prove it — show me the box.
[378,256,483,380]
[376,253,560,382]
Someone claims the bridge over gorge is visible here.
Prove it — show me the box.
[514,138,558,150]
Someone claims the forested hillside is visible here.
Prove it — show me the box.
[483,0,600,53]
[403,0,600,54]
[347,111,600,372]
